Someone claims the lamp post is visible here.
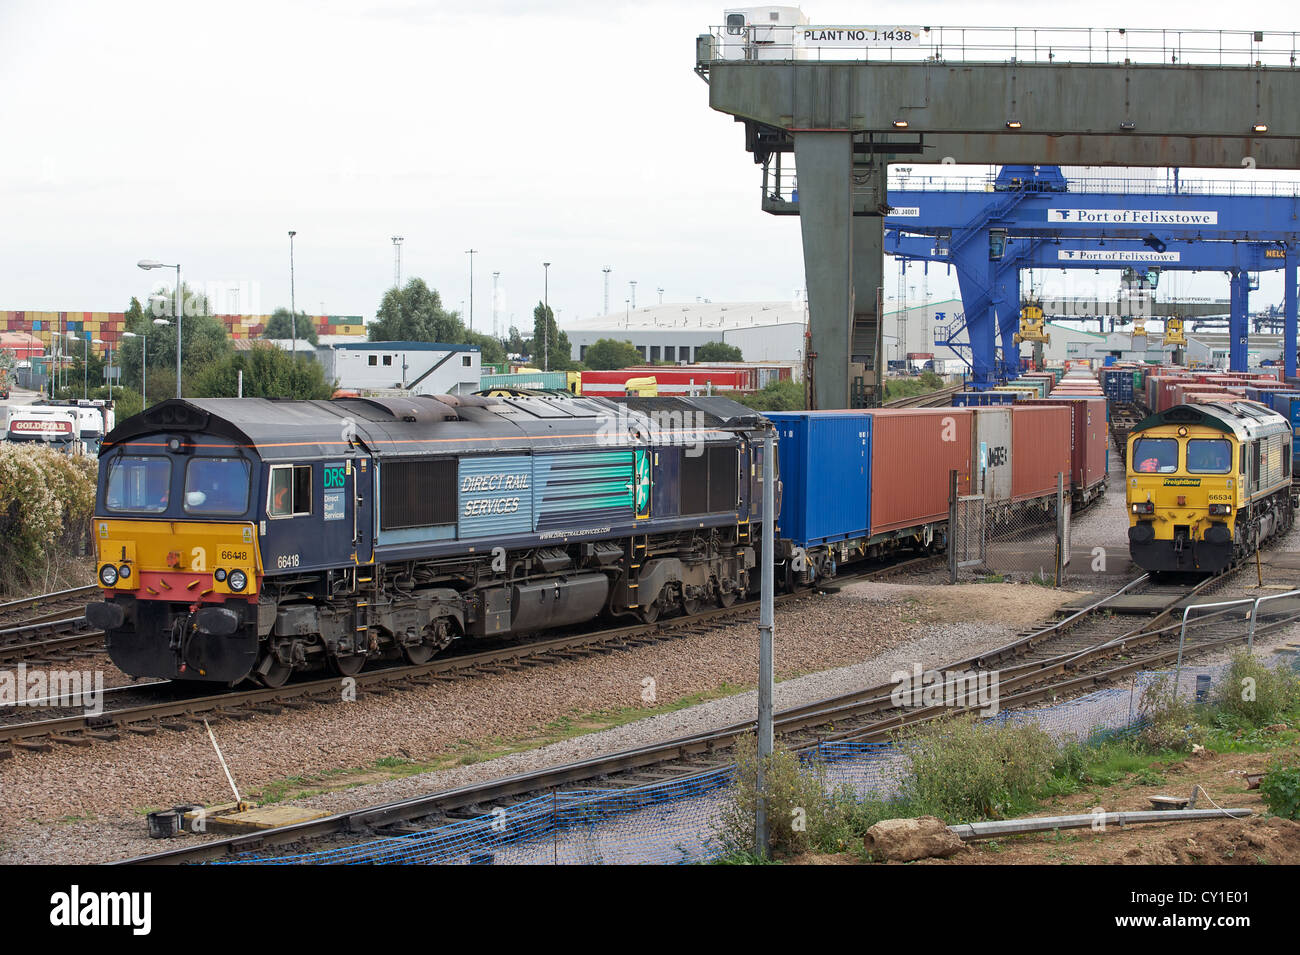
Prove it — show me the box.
[542,262,551,372]
[466,249,477,333]
[104,340,113,400]
[137,259,182,397]
[288,231,298,359]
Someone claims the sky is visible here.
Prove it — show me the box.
[2,0,1298,332]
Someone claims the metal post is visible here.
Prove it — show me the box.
[106,343,112,400]
[289,232,297,362]
[141,334,146,409]
[542,262,551,372]
[756,426,775,858]
[948,469,959,585]
[1055,471,1065,587]
[83,334,89,400]
[174,264,182,398]
[466,248,477,332]
[237,369,243,398]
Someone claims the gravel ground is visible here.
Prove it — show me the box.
[0,578,1082,864]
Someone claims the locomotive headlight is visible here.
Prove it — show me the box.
[99,564,118,587]
[1209,503,1231,516]
[228,570,248,592]
[214,568,227,582]
[1132,501,1155,515]
[118,564,131,579]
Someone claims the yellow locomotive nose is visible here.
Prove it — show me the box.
[95,519,262,597]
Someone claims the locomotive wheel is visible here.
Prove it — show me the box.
[639,599,662,624]
[329,653,367,677]
[403,643,436,665]
[717,589,737,608]
[255,656,293,689]
[680,596,702,617]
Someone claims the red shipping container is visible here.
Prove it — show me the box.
[1010,405,1072,502]
[862,408,972,534]
[1024,397,1107,498]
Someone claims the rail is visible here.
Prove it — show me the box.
[703,25,1300,69]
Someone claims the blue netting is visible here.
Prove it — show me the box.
[218,657,1288,865]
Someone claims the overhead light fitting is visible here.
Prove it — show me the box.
[892,119,909,128]
[1006,120,1022,129]
[1119,121,1136,130]
[1253,123,1269,133]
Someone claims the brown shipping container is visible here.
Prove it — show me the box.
[1010,405,1072,502]
[864,408,972,534]
[1023,397,1107,496]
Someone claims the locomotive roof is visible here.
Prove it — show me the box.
[102,394,766,460]
[1133,401,1289,441]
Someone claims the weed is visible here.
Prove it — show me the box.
[1214,653,1300,729]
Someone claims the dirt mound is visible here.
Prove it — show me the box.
[1119,816,1300,865]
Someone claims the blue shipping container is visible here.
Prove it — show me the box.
[766,412,871,547]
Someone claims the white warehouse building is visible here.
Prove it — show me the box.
[563,302,810,366]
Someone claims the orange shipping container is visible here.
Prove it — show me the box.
[862,408,973,533]
[1010,405,1072,502]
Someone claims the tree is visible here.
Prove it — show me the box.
[531,301,571,370]
[583,338,644,370]
[193,343,334,399]
[116,283,232,397]
[506,326,526,358]
[463,330,506,366]
[262,308,318,345]
[369,278,465,344]
[695,341,744,363]
[734,378,805,412]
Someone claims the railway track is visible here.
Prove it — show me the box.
[0,584,97,628]
[0,554,943,755]
[0,584,105,666]
[120,562,1295,865]
[882,383,962,409]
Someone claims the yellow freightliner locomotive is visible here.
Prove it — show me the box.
[1126,401,1295,573]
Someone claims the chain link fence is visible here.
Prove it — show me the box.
[949,471,1071,585]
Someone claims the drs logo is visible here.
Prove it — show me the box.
[988,446,1008,467]
[323,466,347,489]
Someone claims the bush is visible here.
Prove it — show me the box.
[895,715,1056,821]
[1214,652,1300,729]
[712,735,854,857]
[1136,674,1205,751]
[1259,755,1300,821]
[734,379,805,412]
[0,444,97,595]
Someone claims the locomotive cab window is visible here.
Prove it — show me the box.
[1185,439,1232,474]
[105,455,172,513]
[1132,438,1178,474]
[268,464,312,518]
[184,457,251,515]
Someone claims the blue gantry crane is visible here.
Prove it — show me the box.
[884,165,1300,387]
